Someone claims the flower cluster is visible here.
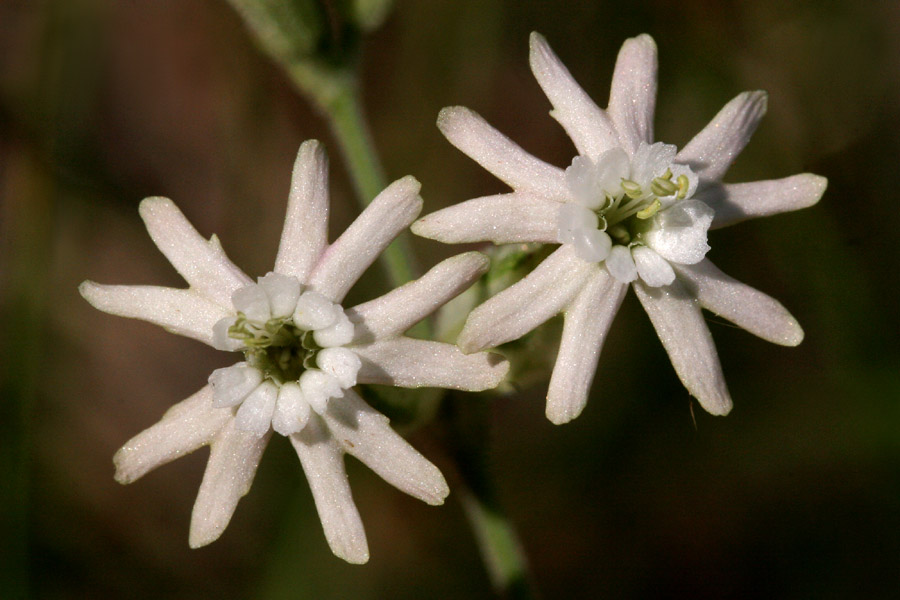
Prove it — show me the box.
[81,33,824,563]
[412,33,826,424]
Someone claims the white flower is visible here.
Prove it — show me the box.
[412,33,826,425]
[80,140,509,563]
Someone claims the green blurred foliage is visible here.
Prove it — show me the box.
[1,0,899,598]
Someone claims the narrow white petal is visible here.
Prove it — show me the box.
[633,280,732,416]
[291,417,369,564]
[234,381,278,436]
[411,193,560,244]
[189,419,270,548]
[323,389,449,505]
[138,197,251,307]
[608,34,658,155]
[546,271,627,424]
[272,382,310,436]
[457,244,596,353]
[676,91,768,181]
[528,32,619,160]
[347,252,489,343]
[354,337,509,391]
[79,282,229,346]
[275,140,330,281]
[113,386,230,484]
[437,106,569,201]
[673,259,804,346]
[697,174,828,230]
[633,246,676,287]
[307,176,423,302]
[317,347,362,388]
[258,272,302,318]
[208,363,263,408]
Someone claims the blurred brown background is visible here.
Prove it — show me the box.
[2,0,899,598]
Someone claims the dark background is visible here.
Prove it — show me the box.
[2,0,899,598]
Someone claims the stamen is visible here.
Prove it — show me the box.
[676,174,689,199]
[621,179,643,198]
[636,198,662,219]
[650,177,678,197]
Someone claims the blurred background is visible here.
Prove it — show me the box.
[2,0,899,598]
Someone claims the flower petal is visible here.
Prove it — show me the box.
[608,34,658,155]
[633,246,676,287]
[138,197,251,308]
[528,32,619,160]
[354,337,509,391]
[546,271,627,424]
[272,382,310,436]
[411,193,560,244]
[189,419,270,548]
[673,259,804,346]
[437,106,569,201]
[676,91,768,181]
[697,174,828,230]
[643,199,714,265]
[633,280,732,416]
[113,385,230,484]
[323,389,449,505]
[274,140,330,282]
[605,244,637,283]
[457,244,596,353]
[307,176,422,302]
[209,363,263,408]
[234,380,279,436]
[348,252,489,343]
[290,417,369,564]
[79,282,229,346]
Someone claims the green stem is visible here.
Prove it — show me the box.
[445,396,540,599]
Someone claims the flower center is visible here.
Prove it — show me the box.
[209,272,362,436]
[225,314,318,384]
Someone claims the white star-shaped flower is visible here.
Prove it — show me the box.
[412,33,826,425]
[80,140,508,563]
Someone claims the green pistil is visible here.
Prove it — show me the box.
[228,313,316,383]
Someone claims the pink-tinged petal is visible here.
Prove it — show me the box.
[323,389,449,505]
[274,140,330,282]
[546,271,627,424]
[676,91,768,181]
[291,417,369,564]
[113,386,230,484]
[673,259,804,346]
[634,280,732,416]
[528,32,619,160]
[355,337,508,391]
[457,244,596,353]
[348,252,489,344]
[411,193,560,244]
[608,34,658,155]
[437,106,569,201]
[138,197,251,308]
[189,419,270,548]
[307,176,422,303]
[698,174,827,230]
[79,282,229,347]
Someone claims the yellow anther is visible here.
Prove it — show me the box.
[636,198,662,219]
[676,174,690,199]
[651,177,678,197]
[621,179,643,198]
